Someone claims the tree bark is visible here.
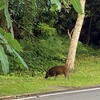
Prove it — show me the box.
[65,0,86,71]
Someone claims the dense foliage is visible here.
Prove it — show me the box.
[0,0,100,75]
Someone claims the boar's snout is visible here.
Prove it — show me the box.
[45,75,48,79]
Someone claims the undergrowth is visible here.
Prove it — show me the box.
[0,36,100,96]
[3,35,99,76]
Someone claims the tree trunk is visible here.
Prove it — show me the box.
[65,0,86,71]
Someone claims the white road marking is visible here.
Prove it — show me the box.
[16,87,100,100]
[15,96,37,100]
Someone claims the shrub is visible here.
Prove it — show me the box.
[19,35,69,76]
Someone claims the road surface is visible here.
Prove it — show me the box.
[16,87,100,100]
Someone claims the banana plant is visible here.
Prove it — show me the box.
[0,1,28,74]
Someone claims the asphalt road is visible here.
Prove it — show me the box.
[17,87,100,100]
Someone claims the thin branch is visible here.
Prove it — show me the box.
[67,28,74,39]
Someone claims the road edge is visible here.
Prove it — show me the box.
[1,85,100,100]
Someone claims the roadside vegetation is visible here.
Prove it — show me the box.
[0,40,100,96]
[0,0,100,98]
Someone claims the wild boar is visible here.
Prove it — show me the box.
[45,65,69,79]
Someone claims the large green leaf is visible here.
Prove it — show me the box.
[50,0,61,11]
[0,44,9,74]
[0,28,22,52]
[4,0,14,38]
[0,34,13,53]
[0,28,28,73]
[4,33,23,52]
[70,0,83,14]
[13,49,28,69]
[50,5,58,12]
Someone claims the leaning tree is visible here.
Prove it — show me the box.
[65,0,86,72]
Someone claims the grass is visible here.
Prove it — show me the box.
[0,55,100,97]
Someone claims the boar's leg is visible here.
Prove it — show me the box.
[64,72,69,80]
